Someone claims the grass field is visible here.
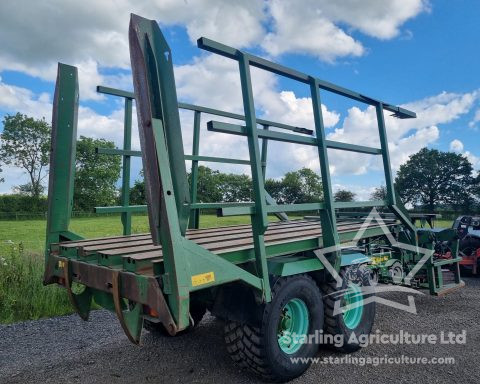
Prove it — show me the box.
[0,214,259,324]
[0,214,453,324]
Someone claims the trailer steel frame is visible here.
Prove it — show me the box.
[44,15,462,345]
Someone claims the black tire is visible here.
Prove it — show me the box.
[144,300,207,335]
[224,274,323,382]
[320,264,375,353]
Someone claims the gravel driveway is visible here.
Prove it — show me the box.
[1,277,479,384]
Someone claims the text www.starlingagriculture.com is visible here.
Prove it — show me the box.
[290,355,455,366]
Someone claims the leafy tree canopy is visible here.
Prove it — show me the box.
[395,147,475,212]
[334,189,356,202]
[370,186,387,201]
[266,168,323,204]
[0,113,50,197]
[73,136,121,211]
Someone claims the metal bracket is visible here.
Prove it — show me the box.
[112,271,144,345]
[64,259,93,321]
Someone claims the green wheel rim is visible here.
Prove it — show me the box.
[342,283,364,329]
[277,298,309,354]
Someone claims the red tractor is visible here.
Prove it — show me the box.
[453,216,480,275]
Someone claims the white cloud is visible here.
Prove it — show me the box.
[464,151,480,170]
[469,108,480,128]
[261,91,340,129]
[0,1,267,100]
[450,139,464,152]
[316,0,429,40]
[0,80,52,120]
[448,139,480,170]
[263,4,364,61]
[0,0,428,100]
[286,89,478,177]
[262,0,428,61]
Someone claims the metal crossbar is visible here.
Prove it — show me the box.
[94,86,303,232]
[95,33,417,268]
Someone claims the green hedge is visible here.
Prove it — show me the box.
[0,194,48,214]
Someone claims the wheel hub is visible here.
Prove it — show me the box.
[277,298,309,354]
[342,283,364,330]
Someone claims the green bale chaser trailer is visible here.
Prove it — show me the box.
[43,14,464,382]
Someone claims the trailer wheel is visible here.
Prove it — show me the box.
[144,300,207,335]
[224,274,323,382]
[321,264,375,353]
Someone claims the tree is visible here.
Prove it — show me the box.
[0,113,50,198]
[192,166,224,203]
[334,189,356,202]
[216,172,252,202]
[370,186,387,201]
[130,179,146,205]
[188,166,253,203]
[265,178,283,201]
[74,136,121,211]
[395,147,475,212]
[266,168,323,204]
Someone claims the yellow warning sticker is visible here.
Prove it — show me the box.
[191,271,215,287]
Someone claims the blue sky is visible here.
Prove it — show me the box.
[0,0,479,199]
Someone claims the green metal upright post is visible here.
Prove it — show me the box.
[121,97,133,235]
[375,103,396,206]
[238,53,271,301]
[260,125,269,181]
[375,103,416,233]
[189,110,201,229]
[45,63,80,255]
[309,77,341,271]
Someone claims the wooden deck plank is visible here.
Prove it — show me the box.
[58,219,396,265]
[60,219,314,248]
[121,221,391,262]
[60,234,150,248]
[83,220,331,254]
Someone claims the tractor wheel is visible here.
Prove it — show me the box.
[144,300,207,335]
[388,261,404,284]
[460,237,480,257]
[320,264,375,353]
[369,269,379,285]
[225,274,323,382]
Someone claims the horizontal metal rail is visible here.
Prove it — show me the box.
[220,203,325,217]
[208,121,382,155]
[334,200,386,209]
[197,38,416,119]
[95,148,254,165]
[219,200,387,217]
[185,155,252,165]
[95,205,148,213]
[96,148,141,156]
[96,85,313,135]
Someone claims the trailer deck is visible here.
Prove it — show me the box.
[51,218,398,276]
